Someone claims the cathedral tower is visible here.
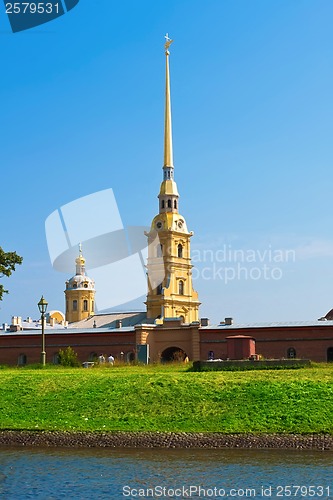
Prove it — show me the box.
[65,245,95,323]
[145,35,200,323]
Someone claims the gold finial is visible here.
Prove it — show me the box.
[75,242,86,274]
[77,243,85,263]
[164,33,173,53]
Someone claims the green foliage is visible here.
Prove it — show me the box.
[58,347,80,367]
[192,361,310,372]
[0,246,23,301]
[0,364,333,433]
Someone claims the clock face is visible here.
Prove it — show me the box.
[156,221,163,230]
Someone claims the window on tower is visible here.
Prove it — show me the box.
[83,300,88,312]
[157,244,163,257]
[178,244,183,258]
[73,300,78,311]
[161,200,165,209]
[174,200,177,209]
[179,280,184,295]
[167,199,172,208]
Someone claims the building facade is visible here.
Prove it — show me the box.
[1,316,333,365]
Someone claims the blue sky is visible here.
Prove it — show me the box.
[1,0,332,325]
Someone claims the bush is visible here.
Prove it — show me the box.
[58,346,80,367]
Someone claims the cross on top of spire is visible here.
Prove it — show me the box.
[164,33,173,53]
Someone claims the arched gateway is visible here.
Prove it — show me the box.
[161,346,187,362]
[327,347,333,362]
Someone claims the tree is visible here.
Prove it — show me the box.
[0,246,23,301]
[58,346,80,367]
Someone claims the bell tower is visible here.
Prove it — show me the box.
[145,35,200,323]
[65,244,95,323]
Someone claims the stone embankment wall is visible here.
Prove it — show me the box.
[0,431,332,450]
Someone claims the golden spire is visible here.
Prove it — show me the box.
[164,33,174,168]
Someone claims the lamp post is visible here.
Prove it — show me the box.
[38,296,48,366]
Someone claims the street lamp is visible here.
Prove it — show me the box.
[38,296,48,366]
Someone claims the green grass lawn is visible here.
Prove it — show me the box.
[0,363,333,434]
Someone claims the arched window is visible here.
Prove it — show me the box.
[73,300,78,312]
[327,347,333,362]
[161,200,165,209]
[83,300,88,312]
[174,200,177,209]
[127,352,135,362]
[179,280,184,295]
[53,353,60,365]
[287,347,296,359]
[73,283,77,289]
[167,199,172,208]
[18,354,27,366]
[178,244,183,258]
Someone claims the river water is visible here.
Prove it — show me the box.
[0,447,332,499]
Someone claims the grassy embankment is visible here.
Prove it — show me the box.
[0,363,333,434]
